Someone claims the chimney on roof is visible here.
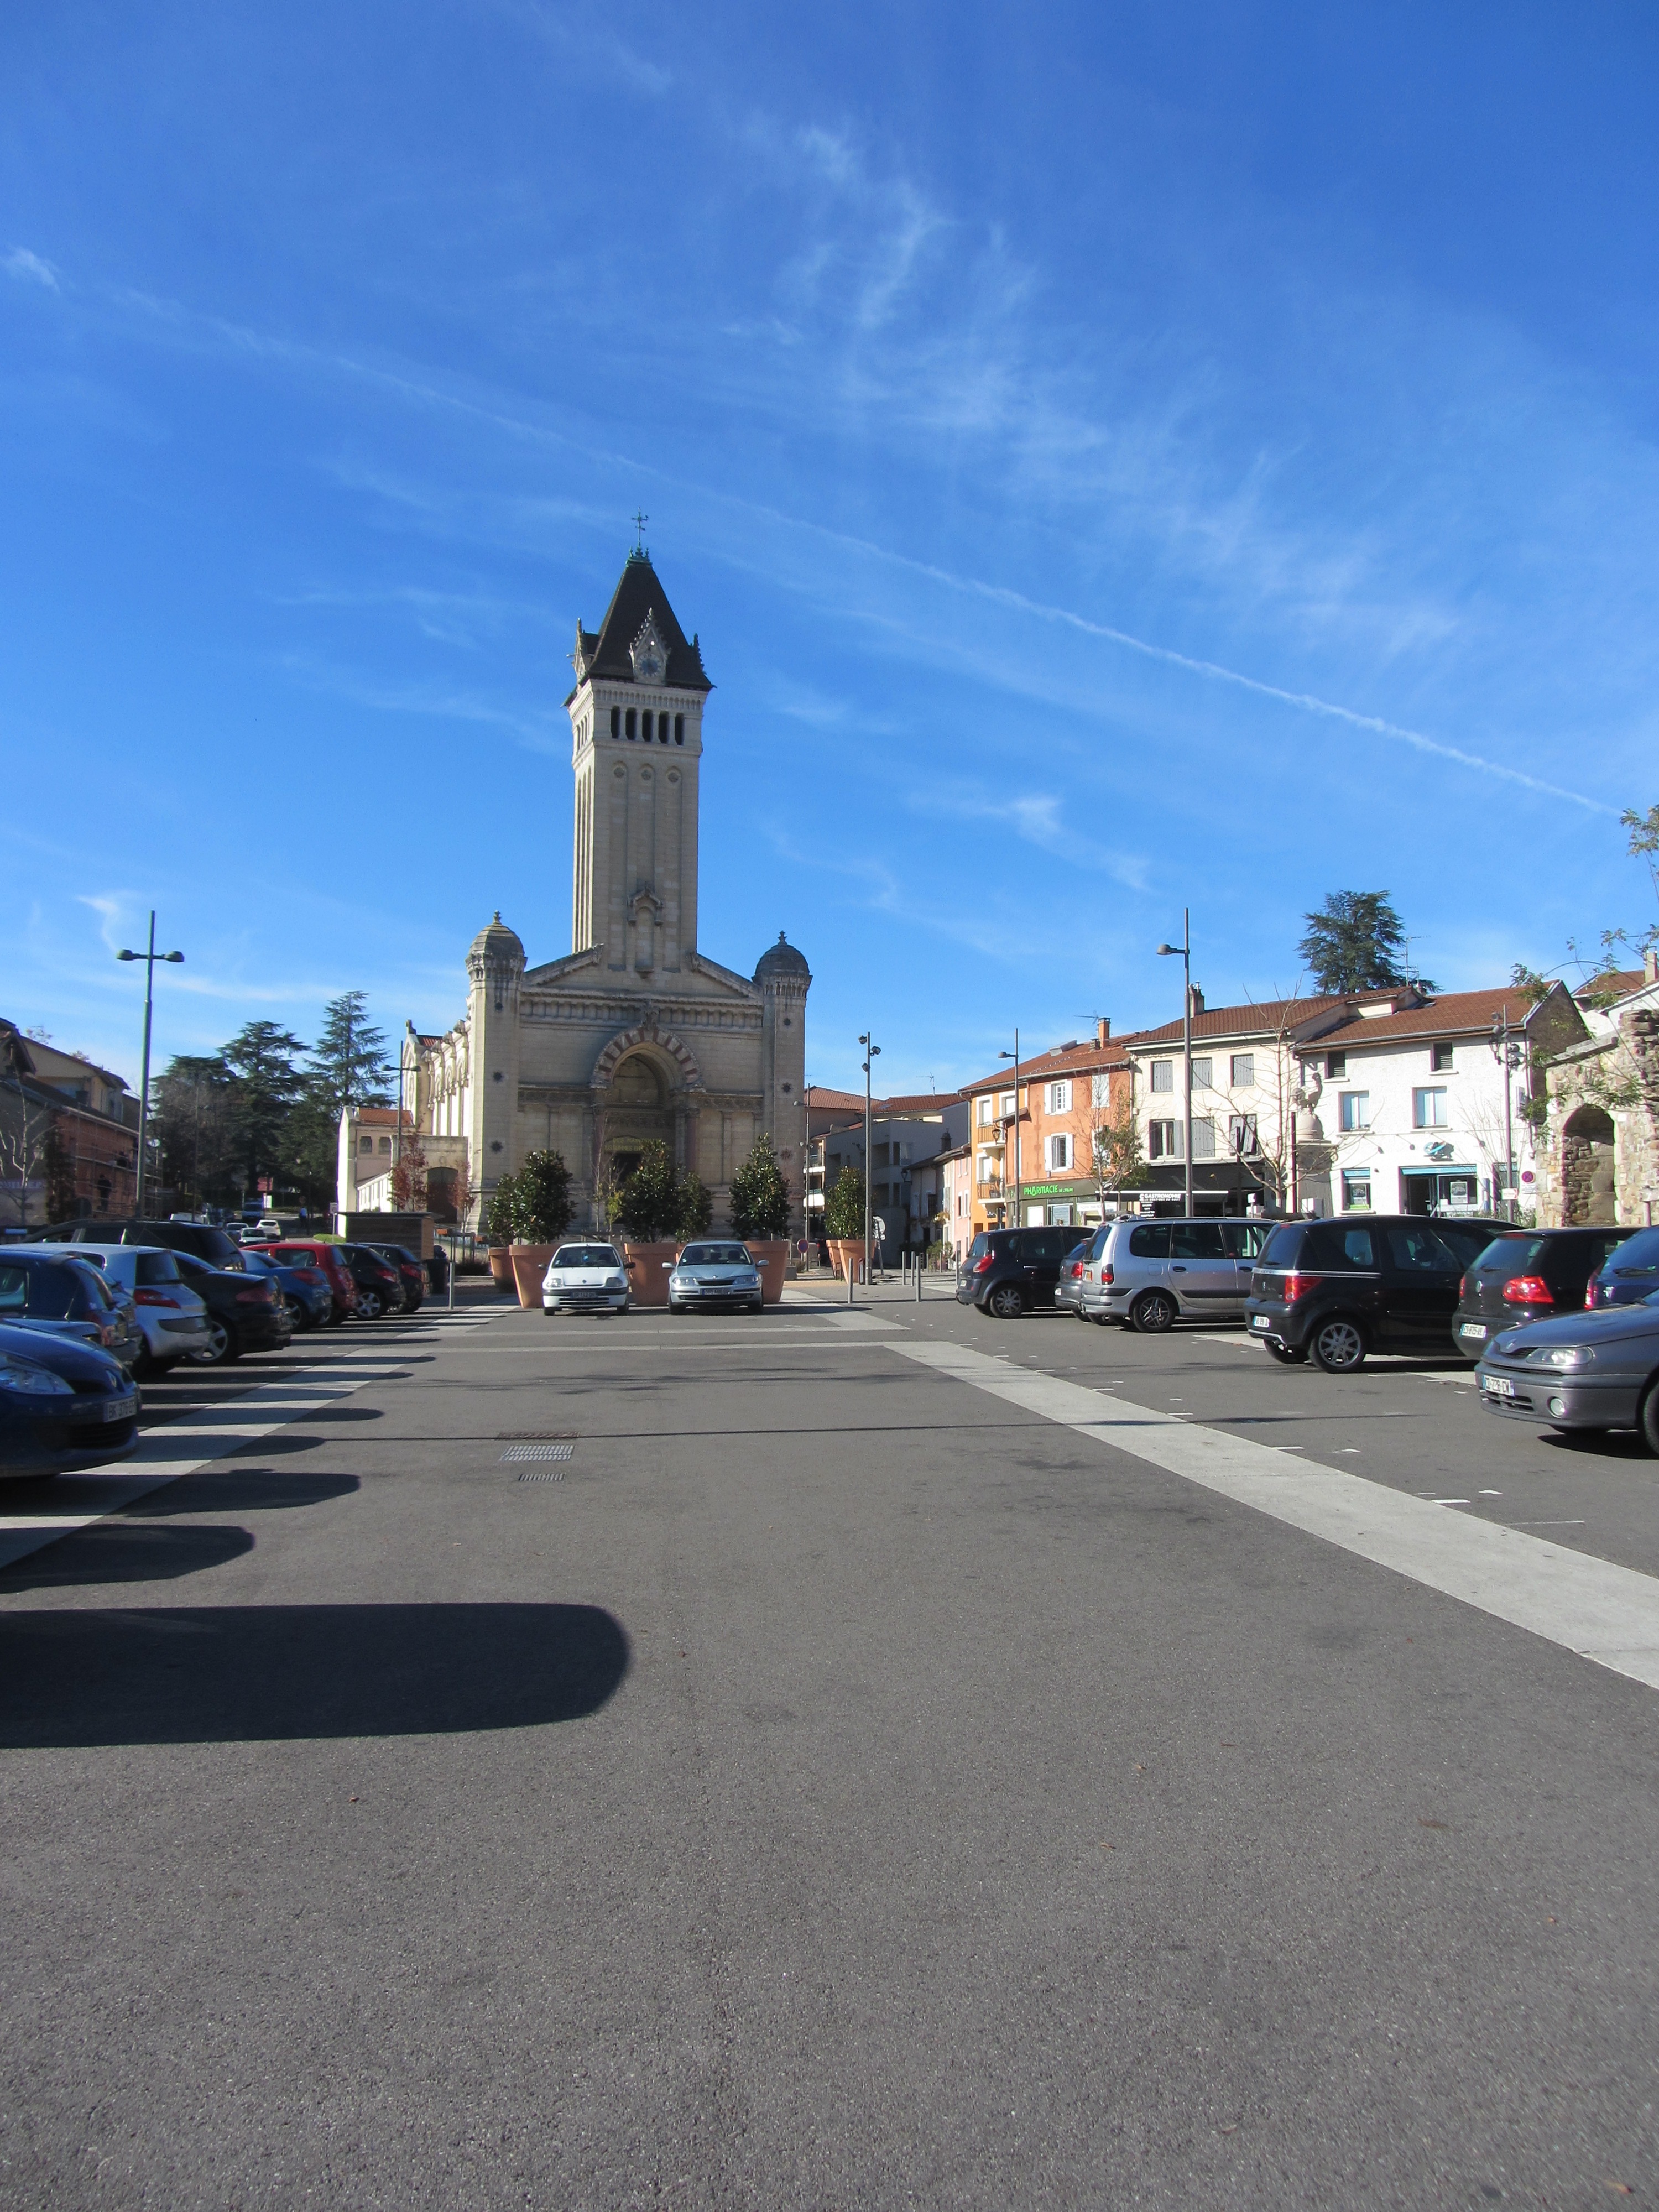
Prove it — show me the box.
[1187,984,1205,1017]
[1095,1017,1110,1045]
[1646,947,1658,985]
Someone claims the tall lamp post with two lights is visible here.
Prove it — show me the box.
[859,1034,880,1278]
[1156,910,1194,1218]
[117,911,185,1219]
[999,1031,1022,1228]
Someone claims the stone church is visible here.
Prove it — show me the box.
[404,545,811,1234]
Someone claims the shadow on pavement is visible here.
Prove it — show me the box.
[124,1470,360,1514]
[0,1602,629,1746]
[0,1524,255,1592]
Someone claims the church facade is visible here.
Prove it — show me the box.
[404,547,811,1234]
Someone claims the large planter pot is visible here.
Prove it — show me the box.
[830,1238,867,1282]
[488,1246,515,1293]
[741,1239,788,1304]
[624,1239,679,1307]
[509,1244,556,1308]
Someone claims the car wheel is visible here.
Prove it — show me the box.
[1640,1382,1659,1457]
[190,1319,236,1366]
[356,1291,383,1321]
[1131,1290,1176,1334]
[1263,1340,1307,1365]
[749,1298,764,1314]
[668,1300,685,1314]
[988,1284,1025,1321]
[1310,1316,1366,1374]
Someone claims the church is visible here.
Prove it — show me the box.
[401,542,811,1235]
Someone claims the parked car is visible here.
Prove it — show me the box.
[1474,1293,1659,1450]
[239,1247,333,1331]
[173,1250,294,1365]
[667,1242,764,1314]
[957,1226,1078,1318]
[1453,1227,1634,1359]
[364,1244,426,1314]
[266,1241,358,1323]
[542,1243,630,1317]
[1057,1239,1091,1317]
[36,1215,246,1270]
[1246,1214,1506,1372]
[0,1250,143,1373]
[333,1244,406,1321]
[1077,1217,1272,1332]
[1585,1226,1659,1311]
[0,1321,140,1478]
[29,1241,212,1376]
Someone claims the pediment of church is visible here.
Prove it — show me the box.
[521,945,759,1005]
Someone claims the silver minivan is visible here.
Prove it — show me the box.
[1078,1216,1272,1333]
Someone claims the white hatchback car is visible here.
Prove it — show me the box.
[30,1243,212,1374]
[541,1243,630,1317]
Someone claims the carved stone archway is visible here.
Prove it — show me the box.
[591,1022,702,1093]
[1559,1103,1617,1225]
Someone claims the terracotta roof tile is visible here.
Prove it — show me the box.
[1314,988,1536,1045]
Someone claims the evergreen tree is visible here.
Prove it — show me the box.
[513,1150,573,1243]
[222,1022,308,1190]
[306,992,393,1117]
[673,1171,713,1240]
[1296,891,1434,995]
[823,1162,865,1239]
[153,1054,241,1208]
[618,1140,679,1241]
[728,1133,790,1239]
[483,1172,519,1245]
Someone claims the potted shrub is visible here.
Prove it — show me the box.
[674,1171,713,1245]
[728,1133,791,1303]
[617,1141,680,1307]
[508,1149,573,1307]
[822,1161,866,1281]
[484,1173,519,1292]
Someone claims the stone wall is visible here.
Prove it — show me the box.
[1535,1000,1659,1228]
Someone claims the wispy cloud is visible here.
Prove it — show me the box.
[924,783,1149,890]
[4,246,59,290]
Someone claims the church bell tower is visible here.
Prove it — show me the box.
[565,539,713,978]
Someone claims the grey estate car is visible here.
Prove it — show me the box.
[1079,1216,1273,1332]
[1473,1292,1659,1451]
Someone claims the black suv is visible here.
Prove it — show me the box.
[1453,1226,1633,1358]
[1246,1214,1506,1372]
[37,1217,245,1270]
[957,1226,1076,1318]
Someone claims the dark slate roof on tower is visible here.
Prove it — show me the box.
[572,551,712,696]
[754,931,811,983]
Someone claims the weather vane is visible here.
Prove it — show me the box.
[631,510,649,555]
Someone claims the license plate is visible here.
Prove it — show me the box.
[1459,1322,1488,1340]
[103,1395,138,1422]
[1480,1374,1516,1398]
[1250,1314,1270,1331]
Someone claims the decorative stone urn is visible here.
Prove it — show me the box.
[742,1239,788,1305]
[488,1246,515,1293]
[509,1244,556,1309]
[624,1240,678,1307]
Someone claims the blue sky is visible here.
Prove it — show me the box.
[4,2,1657,1098]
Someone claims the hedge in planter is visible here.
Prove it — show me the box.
[674,1171,713,1241]
[483,1173,519,1246]
[513,1149,574,1244]
[729,1133,791,1241]
[823,1162,865,1240]
[618,1140,679,1244]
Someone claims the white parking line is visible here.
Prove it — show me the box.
[889,1338,1659,1695]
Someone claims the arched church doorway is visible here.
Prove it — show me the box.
[602,1050,677,1187]
[1560,1104,1617,1224]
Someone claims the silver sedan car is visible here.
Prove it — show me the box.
[1474,1292,1659,1451]
[667,1241,764,1314]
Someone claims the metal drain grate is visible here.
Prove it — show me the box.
[502,1442,575,1466]
[497,1430,576,1441]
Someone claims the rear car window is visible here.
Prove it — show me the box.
[1605,1228,1659,1280]
[1259,1224,1304,1267]
[966,1234,989,1262]
[134,1251,181,1285]
[1475,1236,1543,1272]
[1127,1224,1171,1260]
[1088,1227,1112,1260]
[1223,1222,1270,1259]
[1308,1226,1377,1270]
[1437,1224,1503,1269]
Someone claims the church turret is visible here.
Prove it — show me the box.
[754,932,811,1237]
[566,542,712,977]
[466,912,525,1220]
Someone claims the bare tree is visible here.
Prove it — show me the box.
[0,1065,58,1228]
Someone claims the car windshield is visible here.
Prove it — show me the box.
[680,1244,750,1265]
[1605,1228,1659,1279]
[552,1247,620,1267]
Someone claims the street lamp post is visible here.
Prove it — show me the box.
[859,1034,880,1282]
[116,911,184,1220]
[1490,1005,1521,1219]
[999,1030,1022,1229]
[1156,910,1193,1217]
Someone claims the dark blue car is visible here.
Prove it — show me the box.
[0,1321,140,1478]
[240,1248,332,1331]
[1587,1227,1659,1311]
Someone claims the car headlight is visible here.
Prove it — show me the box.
[737,1273,759,1286]
[1541,1347,1594,1370]
[0,1355,74,1396]
[608,1275,627,1289]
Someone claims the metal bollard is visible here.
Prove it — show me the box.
[847,1256,855,1306]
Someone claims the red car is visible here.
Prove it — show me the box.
[268,1241,357,1326]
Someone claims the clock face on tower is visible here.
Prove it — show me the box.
[629,613,669,686]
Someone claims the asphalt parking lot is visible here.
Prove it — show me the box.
[1,1281,1655,2207]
